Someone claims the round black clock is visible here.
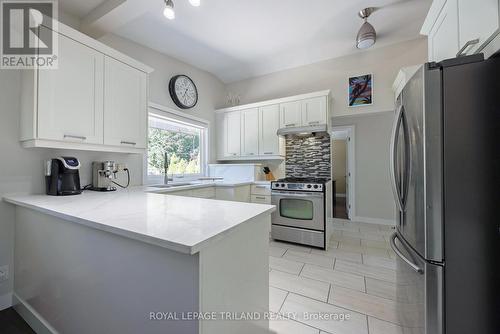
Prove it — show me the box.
[169,75,198,109]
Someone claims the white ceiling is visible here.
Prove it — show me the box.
[59,0,431,83]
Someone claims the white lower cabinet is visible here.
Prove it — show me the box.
[250,195,271,204]
[191,187,216,199]
[250,184,271,204]
[216,185,251,203]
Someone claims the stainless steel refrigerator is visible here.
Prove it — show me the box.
[389,54,500,334]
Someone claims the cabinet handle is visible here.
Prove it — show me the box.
[308,121,320,125]
[64,134,86,141]
[247,153,255,155]
[263,152,274,155]
[285,123,296,127]
[456,38,480,57]
[255,186,268,189]
[121,141,137,146]
[255,196,267,200]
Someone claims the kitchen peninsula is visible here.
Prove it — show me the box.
[3,188,274,334]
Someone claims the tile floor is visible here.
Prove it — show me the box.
[268,219,421,334]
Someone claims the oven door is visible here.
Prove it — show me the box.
[271,190,325,231]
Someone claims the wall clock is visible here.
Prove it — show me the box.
[169,75,198,109]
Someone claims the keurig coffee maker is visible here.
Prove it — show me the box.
[45,157,82,196]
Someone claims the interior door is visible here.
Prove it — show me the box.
[345,136,352,219]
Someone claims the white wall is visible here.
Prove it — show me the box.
[226,38,427,118]
[99,34,227,163]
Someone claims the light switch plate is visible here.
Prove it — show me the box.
[0,265,9,282]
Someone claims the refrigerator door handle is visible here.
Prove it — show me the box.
[390,232,424,274]
[389,104,404,212]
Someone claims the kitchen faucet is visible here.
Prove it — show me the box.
[164,151,173,185]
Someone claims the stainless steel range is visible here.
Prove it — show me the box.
[271,177,331,249]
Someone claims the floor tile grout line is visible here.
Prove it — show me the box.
[366,315,370,334]
[326,283,332,303]
[277,291,289,314]
[297,262,306,276]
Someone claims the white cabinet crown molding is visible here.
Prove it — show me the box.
[215,90,331,113]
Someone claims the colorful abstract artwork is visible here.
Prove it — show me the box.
[348,74,373,107]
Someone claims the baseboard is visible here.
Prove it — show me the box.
[335,193,346,198]
[13,293,57,334]
[0,292,12,311]
[352,216,396,226]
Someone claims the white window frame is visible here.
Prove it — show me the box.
[145,103,210,185]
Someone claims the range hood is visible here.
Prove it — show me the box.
[277,124,328,137]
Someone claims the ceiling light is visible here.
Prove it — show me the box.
[163,0,175,20]
[189,0,201,6]
[356,7,376,49]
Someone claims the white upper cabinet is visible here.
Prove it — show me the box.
[104,57,147,149]
[280,101,302,128]
[458,0,499,55]
[427,0,460,61]
[225,111,241,157]
[20,23,152,153]
[301,97,327,126]
[241,108,259,156]
[259,104,281,156]
[37,35,104,144]
[215,90,330,161]
[422,0,500,61]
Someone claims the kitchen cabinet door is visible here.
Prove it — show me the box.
[241,108,259,157]
[225,111,241,157]
[259,104,281,156]
[37,34,104,144]
[302,97,327,126]
[458,0,499,55]
[428,0,460,61]
[104,57,147,149]
[280,101,302,128]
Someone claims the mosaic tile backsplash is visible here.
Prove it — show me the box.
[285,134,331,178]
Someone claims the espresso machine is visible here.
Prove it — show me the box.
[45,157,82,196]
[89,161,129,191]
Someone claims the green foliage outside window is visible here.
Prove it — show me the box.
[148,127,201,176]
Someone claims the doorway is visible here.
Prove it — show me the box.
[331,126,355,220]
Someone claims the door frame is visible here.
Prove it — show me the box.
[331,125,356,220]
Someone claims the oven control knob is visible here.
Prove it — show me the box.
[313,185,319,189]
[307,184,312,189]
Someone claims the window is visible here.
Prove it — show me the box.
[147,111,208,183]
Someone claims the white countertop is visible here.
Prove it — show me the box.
[146,180,270,194]
[3,186,275,255]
